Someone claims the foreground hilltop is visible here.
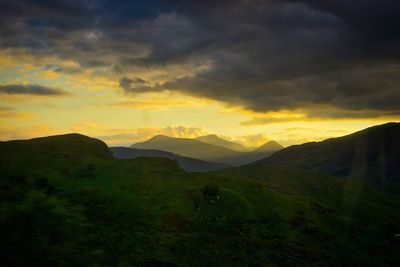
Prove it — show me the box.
[0,130,399,266]
[0,133,112,159]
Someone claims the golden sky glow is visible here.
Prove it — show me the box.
[1,48,399,147]
[2,1,400,148]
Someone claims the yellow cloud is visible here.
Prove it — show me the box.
[0,107,33,119]
[109,91,214,110]
[0,52,17,68]
[221,106,309,125]
[230,134,271,148]
[37,70,61,79]
[0,124,60,140]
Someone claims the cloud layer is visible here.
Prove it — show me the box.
[1,0,400,119]
[0,84,69,96]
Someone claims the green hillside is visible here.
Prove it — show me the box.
[248,123,400,192]
[1,134,399,266]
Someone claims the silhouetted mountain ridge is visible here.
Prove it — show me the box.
[246,122,400,192]
[131,135,283,165]
[110,147,228,172]
[253,141,284,153]
[195,134,247,151]
[131,135,243,164]
[0,133,111,159]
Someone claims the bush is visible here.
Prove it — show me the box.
[202,184,220,201]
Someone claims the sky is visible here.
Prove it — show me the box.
[1,0,399,147]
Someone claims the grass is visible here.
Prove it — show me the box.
[0,134,399,266]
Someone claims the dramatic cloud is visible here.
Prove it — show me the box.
[119,77,158,94]
[1,0,400,118]
[0,84,69,96]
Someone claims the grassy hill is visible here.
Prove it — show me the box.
[0,133,111,159]
[0,133,399,266]
[110,146,228,172]
[247,122,400,192]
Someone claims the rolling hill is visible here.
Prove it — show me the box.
[0,133,399,266]
[0,133,112,159]
[110,147,228,172]
[246,122,400,192]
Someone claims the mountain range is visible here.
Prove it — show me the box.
[195,134,248,151]
[0,129,399,266]
[110,147,228,172]
[129,135,283,166]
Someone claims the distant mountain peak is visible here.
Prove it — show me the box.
[254,140,284,152]
[149,135,172,140]
[197,134,224,141]
[203,134,220,139]
[195,134,247,152]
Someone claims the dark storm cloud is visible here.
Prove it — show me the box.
[279,0,400,39]
[1,0,400,118]
[119,77,159,94]
[0,84,70,96]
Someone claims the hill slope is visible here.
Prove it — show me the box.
[0,133,399,266]
[110,147,228,172]
[249,122,400,192]
[195,134,247,152]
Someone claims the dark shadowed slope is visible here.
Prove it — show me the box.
[110,147,228,172]
[245,123,400,192]
[195,134,247,152]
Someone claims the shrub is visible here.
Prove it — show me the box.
[202,184,220,201]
